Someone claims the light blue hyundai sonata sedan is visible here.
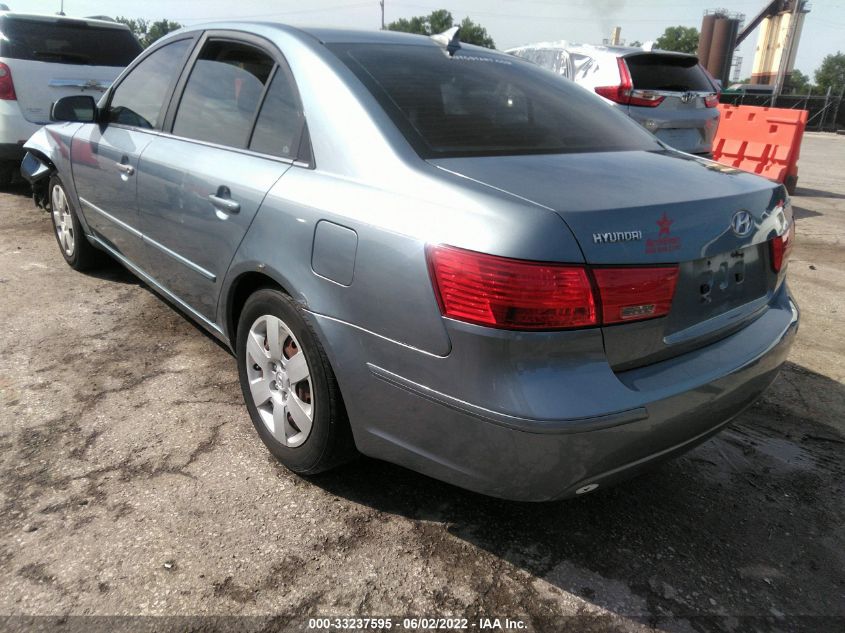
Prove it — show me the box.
[21,23,798,501]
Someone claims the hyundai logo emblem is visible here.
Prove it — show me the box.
[731,210,754,237]
[680,91,694,104]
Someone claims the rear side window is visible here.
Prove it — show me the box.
[329,43,660,158]
[173,40,274,149]
[625,54,714,92]
[0,17,141,66]
[249,67,307,161]
[108,39,191,129]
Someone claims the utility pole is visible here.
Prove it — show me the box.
[379,0,385,30]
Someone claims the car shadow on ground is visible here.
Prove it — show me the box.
[0,182,34,198]
[308,362,845,631]
[794,186,845,200]
[792,205,822,220]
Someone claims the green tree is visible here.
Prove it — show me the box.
[387,9,495,48]
[814,52,845,93]
[457,17,494,49]
[629,40,642,48]
[654,25,699,55]
[785,69,813,94]
[145,20,182,46]
[115,16,181,48]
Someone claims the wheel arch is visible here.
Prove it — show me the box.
[223,269,295,347]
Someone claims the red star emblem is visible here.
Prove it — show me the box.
[656,213,673,237]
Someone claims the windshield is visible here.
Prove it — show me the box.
[0,17,142,66]
[328,42,662,158]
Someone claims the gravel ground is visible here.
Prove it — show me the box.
[0,133,843,633]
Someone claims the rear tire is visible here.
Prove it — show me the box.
[236,288,357,474]
[48,174,102,271]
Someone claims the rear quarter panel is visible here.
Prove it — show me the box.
[223,162,585,357]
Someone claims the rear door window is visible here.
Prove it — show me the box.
[172,40,274,149]
[108,39,192,129]
[0,16,141,66]
[625,54,714,92]
[248,66,308,161]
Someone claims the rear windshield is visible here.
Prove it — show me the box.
[328,43,661,158]
[625,54,714,92]
[0,17,142,66]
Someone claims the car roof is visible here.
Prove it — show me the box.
[294,26,438,46]
[0,11,133,30]
[171,21,443,48]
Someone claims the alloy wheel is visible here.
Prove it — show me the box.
[51,184,75,257]
[245,314,314,447]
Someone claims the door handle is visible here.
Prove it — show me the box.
[208,187,240,214]
[115,162,135,176]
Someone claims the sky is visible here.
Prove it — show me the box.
[14,0,845,80]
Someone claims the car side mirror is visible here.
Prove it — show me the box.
[51,95,97,123]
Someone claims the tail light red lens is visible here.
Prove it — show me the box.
[704,92,720,108]
[595,58,664,108]
[426,245,597,330]
[427,245,680,331]
[770,223,794,273]
[0,62,16,101]
[629,90,665,107]
[592,267,680,325]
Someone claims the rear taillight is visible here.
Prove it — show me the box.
[704,92,720,108]
[595,58,664,108]
[702,65,720,108]
[426,245,680,331]
[426,245,597,330]
[770,223,794,273]
[592,267,680,325]
[0,62,16,101]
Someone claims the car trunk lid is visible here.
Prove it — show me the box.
[430,149,790,369]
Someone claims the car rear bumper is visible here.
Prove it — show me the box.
[309,284,798,501]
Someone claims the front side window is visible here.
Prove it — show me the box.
[172,40,274,148]
[329,43,661,158]
[249,67,307,161]
[108,39,191,129]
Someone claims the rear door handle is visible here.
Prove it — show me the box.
[208,186,240,214]
[115,162,134,176]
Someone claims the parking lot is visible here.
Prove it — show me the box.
[0,133,843,632]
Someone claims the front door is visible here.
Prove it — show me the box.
[72,37,194,262]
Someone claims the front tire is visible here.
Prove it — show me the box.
[48,175,101,271]
[236,288,356,474]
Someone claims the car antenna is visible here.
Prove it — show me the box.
[431,26,461,57]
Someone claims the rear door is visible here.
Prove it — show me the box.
[0,15,142,123]
[623,53,720,154]
[135,33,307,321]
[72,37,194,261]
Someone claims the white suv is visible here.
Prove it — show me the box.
[508,42,720,156]
[0,11,142,185]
